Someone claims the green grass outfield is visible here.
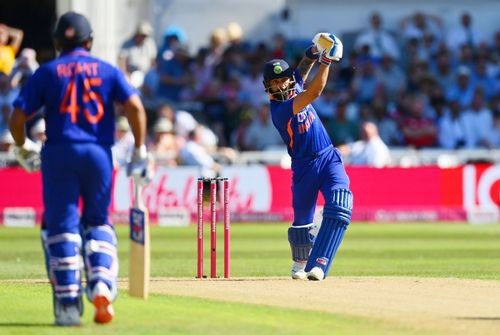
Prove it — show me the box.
[1,223,499,334]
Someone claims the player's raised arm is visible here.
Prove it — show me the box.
[296,44,319,83]
[292,33,343,115]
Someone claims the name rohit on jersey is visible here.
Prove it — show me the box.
[57,62,99,78]
[297,110,315,134]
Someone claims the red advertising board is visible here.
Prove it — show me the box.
[0,165,498,225]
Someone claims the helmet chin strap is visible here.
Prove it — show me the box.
[271,90,296,101]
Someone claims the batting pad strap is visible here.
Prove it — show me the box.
[288,226,314,261]
[84,240,117,257]
[45,232,82,248]
[87,266,116,282]
[84,225,117,245]
[83,225,119,298]
[50,255,83,271]
[323,189,353,224]
[54,284,81,299]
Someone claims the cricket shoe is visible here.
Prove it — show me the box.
[91,282,114,324]
[54,298,81,326]
[307,267,325,281]
[291,261,307,280]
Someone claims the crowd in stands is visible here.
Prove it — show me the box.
[1,10,500,171]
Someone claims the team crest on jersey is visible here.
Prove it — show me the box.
[297,110,316,134]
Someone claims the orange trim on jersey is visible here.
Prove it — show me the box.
[287,117,294,150]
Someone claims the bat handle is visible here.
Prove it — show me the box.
[134,181,142,207]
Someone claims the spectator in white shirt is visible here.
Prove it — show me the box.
[462,90,494,148]
[179,125,219,178]
[432,50,455,91]
[490,95,500,147]
[354,12,400,61]
[118,21,157,86]
[400,11,443,46]
[111,116,135,168]
[472,58,498,100]
[437,99,467,149]
[29,118,46,145]
[150,117,178,167]
[342,122,391,168]
[446,12,485,53]
[375,54,406,102]
[446,66,476,108]
[243,103,283,151]
[240,61,267,110]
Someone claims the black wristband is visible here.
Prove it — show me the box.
[304,45,318,60]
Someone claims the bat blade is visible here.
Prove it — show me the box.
[129,184,150,299]
[318,34,334,51]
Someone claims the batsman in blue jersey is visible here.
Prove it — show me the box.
[263,33,353,281]
[9,12,149,326]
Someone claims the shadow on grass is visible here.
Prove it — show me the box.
[0,322,54,327]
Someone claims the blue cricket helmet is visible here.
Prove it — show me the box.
[262,59,296,101]
[263,59,293,82]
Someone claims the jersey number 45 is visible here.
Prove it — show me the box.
[60,77,104,124]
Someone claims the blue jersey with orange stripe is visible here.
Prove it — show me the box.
[13,47,135,145]
[269,70,332,160]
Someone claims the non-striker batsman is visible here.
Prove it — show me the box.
[9,12,149,325]
[263,33,354,281]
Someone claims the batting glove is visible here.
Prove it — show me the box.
[312,33,343,66]
[127,145,152,185]
[14,138,42,173]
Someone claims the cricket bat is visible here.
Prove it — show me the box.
[317,34,334,51]
[129,181,150,299]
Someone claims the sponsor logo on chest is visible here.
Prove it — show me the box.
[297,110,316,134]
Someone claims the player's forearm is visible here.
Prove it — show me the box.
[291,63,330,114]
[124,95,147,148]
[297,45,319,82]
[8,108,27,146]
[307,64,330,97]
[297,57,316,82]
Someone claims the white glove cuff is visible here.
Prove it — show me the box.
[134,144,147,160]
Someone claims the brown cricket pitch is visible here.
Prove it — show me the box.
[134,276,500,335]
